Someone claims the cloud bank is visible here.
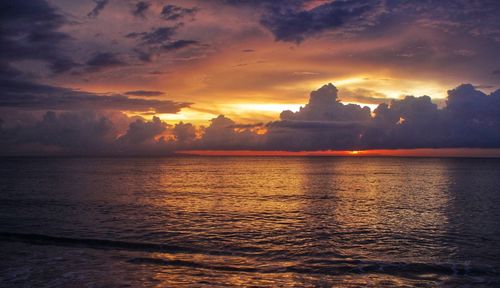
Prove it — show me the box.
[1,83,500,155]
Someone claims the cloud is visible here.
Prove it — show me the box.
[278,83,372,122]
[126,26,200,60]
[85,52,126,72]
[126,26,178,45]
[160,4,198,21]
[250,0,500,45]
[161,40,199,51]
[172,122,197,144]
[265,84,370,151]
[87,0,110,18]
[118,116,166,144]
[0,89,190,113]
[260,0,384,43]
[124,90,164,97]
[0,111,118,155]
[337,88,393,105]
[0,72,191,113]
[196,115,262,150]
[361,95,444,149]
[0,111,175,155]
[0,0,78,73]
[2,83,500,155]
[268,83,500,150]
[132,1,151,18]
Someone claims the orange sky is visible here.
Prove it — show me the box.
[47,1,499,125]
[179,149,500,158]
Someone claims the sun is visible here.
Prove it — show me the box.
[349,150,361,155]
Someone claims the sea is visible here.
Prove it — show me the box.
[1,157,500,287]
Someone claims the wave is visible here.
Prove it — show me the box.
[129,257,499,279]
[0,231,233,256]
[2,231,498,279]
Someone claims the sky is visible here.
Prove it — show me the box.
[1,0,500,155]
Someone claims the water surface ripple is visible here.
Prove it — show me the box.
[1,157,500,287]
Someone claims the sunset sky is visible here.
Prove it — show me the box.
[1,0,500,155]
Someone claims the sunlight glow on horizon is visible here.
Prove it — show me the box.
[179,149,500,157]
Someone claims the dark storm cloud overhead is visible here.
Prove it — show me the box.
[220,0,305,9]
[394,0,500,41]
[87,0,110,18]
[124,90,164,97]
[161,4,198,21]
[260,0,384,43]
[0,0,78,73]
[132,1,151,18]
[246,0,500,43]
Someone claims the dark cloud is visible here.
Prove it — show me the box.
[251,0,500,45]
[196,115,262,150]
[362,95,444,149]
[87,0,110,18]
[0,111,175,156]
[161,4,198,21]
[126,26,178,45]
[267,83,500,150]
[85,52,126,72]
[265,84,370,150]
[132,1,151,18]
[132,48,154,62]
[161,40,199,51]
[0,91,189,114]
[0,74,190,113]
[2,81,500,155]
[493,70,500,75]
[0,0,78,73]
[260,0,384,43]
[279,83,372,122]
[220,0,304,9]
[172,122,196,143]
[118,116,166,144]
[0,110,119,155]
[392,0,500,41]
[124,90,164,97]
[126,27,199,60]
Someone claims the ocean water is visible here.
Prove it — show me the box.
[1,157,500,287]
